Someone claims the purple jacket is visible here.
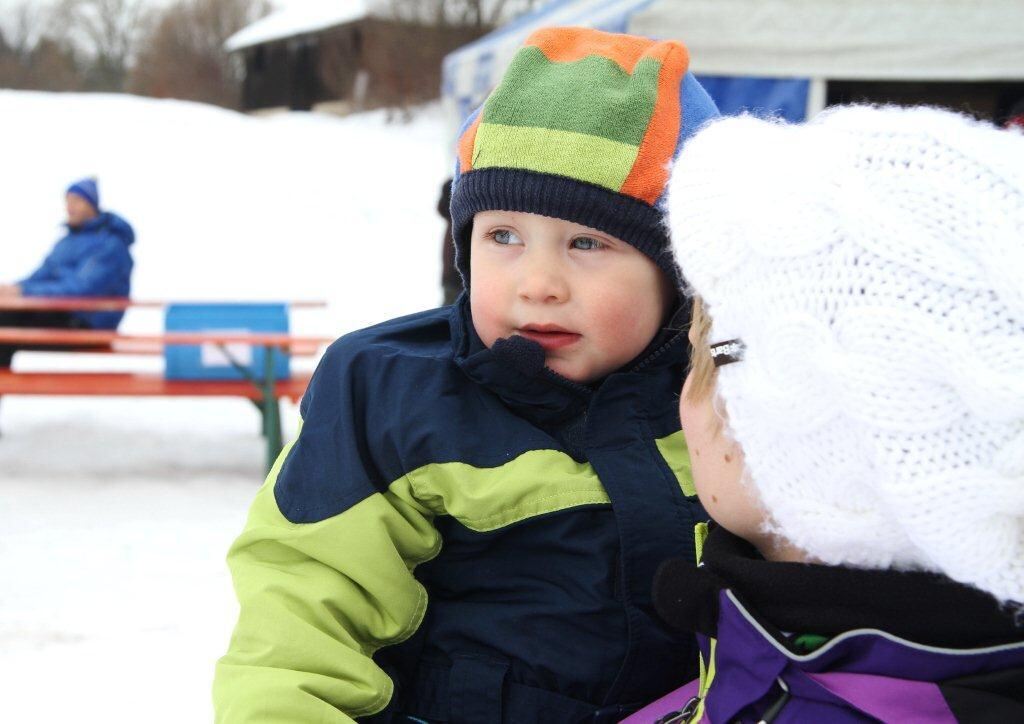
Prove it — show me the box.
[627,527,1024,723]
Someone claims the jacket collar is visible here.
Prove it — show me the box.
[66,212,108,233]
[655,525,1024,650]
[705,585,1024,724]
[449,295,686,427]
[654,526,1024,723]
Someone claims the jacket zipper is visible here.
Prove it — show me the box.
[631,332,686,373]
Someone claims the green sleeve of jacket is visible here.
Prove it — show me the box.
[213,449,442,723]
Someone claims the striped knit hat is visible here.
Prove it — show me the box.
[450,27,719,286]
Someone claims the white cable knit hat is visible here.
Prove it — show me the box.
[667,105,1024,605]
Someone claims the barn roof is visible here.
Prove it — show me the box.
[225,0,370,52]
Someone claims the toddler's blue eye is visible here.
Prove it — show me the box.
[571,236,602,250]
[492,229,523,245]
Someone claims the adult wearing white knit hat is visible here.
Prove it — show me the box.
[631,106,1024,724]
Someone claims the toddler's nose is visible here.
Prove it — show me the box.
[517,253,569,304]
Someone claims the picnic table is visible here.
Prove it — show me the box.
[0,297,331,471]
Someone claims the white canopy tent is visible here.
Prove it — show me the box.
[629,0,1024,81]
[442,0,1024,137]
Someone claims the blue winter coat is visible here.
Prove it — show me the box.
[19,212,135,329]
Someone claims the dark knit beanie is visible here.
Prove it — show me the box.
[67,177,100,211]
[450,26,719,287]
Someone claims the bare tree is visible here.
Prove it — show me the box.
[1,1,50,59]
[356,0,539,111]
[129,0,269,108]
[54,0,147,90]
[0,1,82,90]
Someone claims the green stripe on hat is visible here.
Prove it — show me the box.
[472,123,639,191]
[481,46,660,147]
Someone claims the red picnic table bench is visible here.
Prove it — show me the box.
[0,298,332,472]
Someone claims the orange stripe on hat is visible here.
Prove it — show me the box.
[620,41,688,204]
[527,25,656,74]
[458,113,484,173]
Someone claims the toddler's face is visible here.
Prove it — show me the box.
[470,210,673,383]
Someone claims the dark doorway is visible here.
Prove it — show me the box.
[289,40,320,111]
[826,80,1024,124]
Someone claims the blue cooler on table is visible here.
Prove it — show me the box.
[164,303,290,381]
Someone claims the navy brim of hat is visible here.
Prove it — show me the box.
[450,168,681,288]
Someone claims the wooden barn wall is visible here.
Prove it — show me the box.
[351,19,487,109]
[240,20,489,112]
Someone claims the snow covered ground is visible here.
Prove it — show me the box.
[0,91,449,723]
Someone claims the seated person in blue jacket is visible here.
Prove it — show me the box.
[214,28,721,723]
[0,177,134,368]
[631,106,1024,723]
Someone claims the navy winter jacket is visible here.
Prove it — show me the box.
[19,212,135,329]
[214,297,707,722]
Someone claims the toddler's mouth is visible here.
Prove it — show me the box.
[515,324,581,351]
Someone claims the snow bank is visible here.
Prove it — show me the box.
[0,91,450,723]
[1,91,448,335]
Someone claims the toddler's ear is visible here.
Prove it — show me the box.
[652,557,723,636]
[492,334,546,377]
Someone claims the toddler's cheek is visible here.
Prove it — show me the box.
[596,303,661,349]
[470,290,504,348]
